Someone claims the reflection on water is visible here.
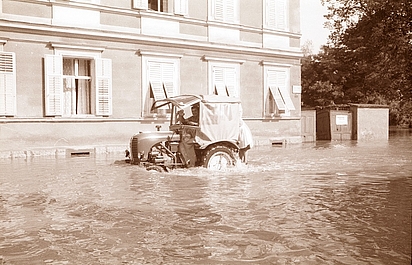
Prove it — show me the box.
[0,131,411,264]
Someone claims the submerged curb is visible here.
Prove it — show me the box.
[0,145,128,160]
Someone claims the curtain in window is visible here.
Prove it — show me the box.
[45,55,112,116]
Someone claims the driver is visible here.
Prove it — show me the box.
[177,104,199,167]
[178,104,199,126]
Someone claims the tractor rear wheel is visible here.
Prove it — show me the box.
[203,145,236,170]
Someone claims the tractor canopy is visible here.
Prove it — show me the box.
[151,94,242,147]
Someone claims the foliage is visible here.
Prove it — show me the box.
[302,0,412,126]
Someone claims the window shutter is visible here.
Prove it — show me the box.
[267,69,294,111]
[225,0,235,22]
[44,54,63,116]
[148,61,166,100]
[265,0,287,30]
[224,67,237,97]
[269,86,286,110]
[265,0,276,28]
[174,0,188,15]
[95,58,112,116]
[279,85,295,110]
[214,0,225,21]
[150,82,165,100]
[133,0,148,9]
[162,62,175,97]
[275,0,287,30]
[213,68,227,95]
[213,0,236,22]
[212,66,238,97]
[0,52,16,116]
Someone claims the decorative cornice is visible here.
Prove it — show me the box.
[260,61,293,67]
[49,42,105,52]
[0,19,302,59]
[202,56,245,64]
[138,50,183,58]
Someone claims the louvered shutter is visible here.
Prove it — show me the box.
[175,0,188,15]
[266,0,276,28]
[275,0,287,30]
[95,58,112,116]
[213,68,227,95]
[266,0,287,30]
[45,54,63,116]
[225,0,235,23]
[162,62,175,98]
[212,66,238,97]
[267,69,294,111]
[279,85,295,110]
[224,67,237,97]
[148,61,166,100]
[133,0,148,9]
[214,0,224,21]
[0,52,16,116]
[269,86,285,110]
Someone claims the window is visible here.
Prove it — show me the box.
[133,0,188,15]
[210,62,239,98]
[264,0,288,30]
[210,0,238,23]
[0,52,16,116]
[142,56,180,116]
[264,67,295,117]
[44,55,112,117]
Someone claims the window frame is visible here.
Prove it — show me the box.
[44,49,112,117]
[263,65,295,117]
[141,55,181,117]
[208,61,240,98]
[133,0,188,15]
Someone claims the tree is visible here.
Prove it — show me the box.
[302,0,412,126]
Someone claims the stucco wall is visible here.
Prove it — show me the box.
[351,106,389,140]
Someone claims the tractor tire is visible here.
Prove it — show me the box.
[203,145,236,170]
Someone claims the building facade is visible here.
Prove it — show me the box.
[0,0,302,156]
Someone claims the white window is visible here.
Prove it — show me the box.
[133,0,188,15]
[142,57,180,116]
[210,0,238,23]
[210,62,239,98]
[264,0,288,30]
[264,66,295,117]
[0,52,16,116]
[44,55,112,117]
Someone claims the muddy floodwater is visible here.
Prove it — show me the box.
[0,130,411,265]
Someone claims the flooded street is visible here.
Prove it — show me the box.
[0,130,411,265]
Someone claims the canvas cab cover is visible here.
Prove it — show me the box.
[151,94,241,147]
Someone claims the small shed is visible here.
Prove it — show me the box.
[350,104,389,140]
[301,108,316,142]
[316,105,352,141]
